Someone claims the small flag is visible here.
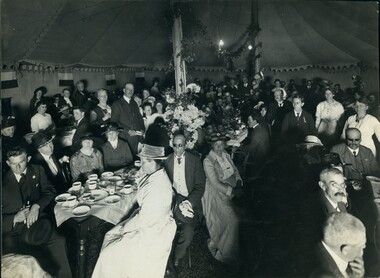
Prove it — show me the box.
[135,72,145,78]
[1,71,18,89]
[105,72,116,86]
[58,71,74,87]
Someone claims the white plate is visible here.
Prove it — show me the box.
[89,189,108,202]
[55,193,71,203]
[62,200,78,208]
[105,195,121,204]
[119,188,133,195]
[72,205,91,216]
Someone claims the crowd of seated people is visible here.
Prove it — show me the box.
[2,74,380,277]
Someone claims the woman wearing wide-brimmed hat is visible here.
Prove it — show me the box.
[69,133,104,181]
[101,123,133,171]
[202,132,243,266]
[92,144,176,278]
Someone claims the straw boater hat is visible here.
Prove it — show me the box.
[301,135,323,147]
[32,131,55,149]
[59,105,70,113]
[138,144,166,160]
[101,123,123,135]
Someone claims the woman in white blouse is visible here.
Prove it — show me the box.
[30,101,55,133]
[202,132,243,265]
[342,97,380,156]
[315,88,344,146]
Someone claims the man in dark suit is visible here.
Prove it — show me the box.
[281,94,316,143]
[266,89,293,135]
[310,212,366,278]
[241,110,271,177]
[164,134,206,266]
[331,128,379,181]
[111,83,145,155]
[30,131,71,193]
[72,106,90,148]
[2,146,72,278]
[72,81,90,107]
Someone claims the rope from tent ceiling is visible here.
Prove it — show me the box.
[22,1,67,61]
[78,2,129,63]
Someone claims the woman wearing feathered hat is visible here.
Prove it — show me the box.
[92,144,176,278]
[202,131,243,266]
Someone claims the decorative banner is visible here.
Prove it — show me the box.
[58,71,74,87]
[135,72,145,78]
[1,71,18,89]
[105,71,116,86]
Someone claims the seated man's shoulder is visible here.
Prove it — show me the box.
[330,142,346,153]
[359,145,374,155]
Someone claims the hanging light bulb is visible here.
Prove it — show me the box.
[248,44,253,50]
[218,40,224,47]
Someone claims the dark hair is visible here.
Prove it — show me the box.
[142,102,153,109]
[356,95,370,105]
[62,88,71,94]
[274,79,281,83]
[292,94,304,102]
[35,100,48,109]
[7,146,28,160]
[73,106,86,112]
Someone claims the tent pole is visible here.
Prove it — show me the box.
[172,12,187,95]
[252,0,260,74]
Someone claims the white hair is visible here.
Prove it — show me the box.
[323,213,365,247]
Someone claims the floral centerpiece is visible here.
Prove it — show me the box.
[163,83,206,149]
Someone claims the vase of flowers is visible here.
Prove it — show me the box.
[164,84,206,149]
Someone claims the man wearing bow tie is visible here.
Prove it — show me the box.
[2,146,72,278]
[164,134,205,267]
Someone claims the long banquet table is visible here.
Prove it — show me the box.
[54,168,139,278]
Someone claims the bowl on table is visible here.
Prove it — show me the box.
[101,172,114,180]
[72,205,91,217]
[55,193,71,203]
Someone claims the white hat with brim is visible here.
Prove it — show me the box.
[300,135,323,146]
[137,144,167,160]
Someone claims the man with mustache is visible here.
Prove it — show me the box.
[296,167,351,274]
[331,128,379,182]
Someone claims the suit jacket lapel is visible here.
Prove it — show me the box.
[184,153,193,193]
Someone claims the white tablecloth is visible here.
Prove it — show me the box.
[54,190,136,227]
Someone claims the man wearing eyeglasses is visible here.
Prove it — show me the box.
[331,128,379,181]
[164,134,205,268]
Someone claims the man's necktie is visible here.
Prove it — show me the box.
[177,157,182,165]
[279,103,283,107]
[19,173,26,186]
[296,113,300,121]
[353,151,357,157]
[346,264,353,277]
[48,156,59,176]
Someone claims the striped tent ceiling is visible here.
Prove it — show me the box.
[2,0,378,70]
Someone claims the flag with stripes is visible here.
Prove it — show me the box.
[58,72,74,87]
[105,72,116,86]
[1,71,18,89]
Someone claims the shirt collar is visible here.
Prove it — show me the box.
[14,169,27,181]
[174,152,185,159]
[321,241,348,275]
[347,146,359,156]
[123,95,131,103]
[108,138,118,146]
[324,192,339,210]
[40,152,52,161]
[294,110,302,117]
